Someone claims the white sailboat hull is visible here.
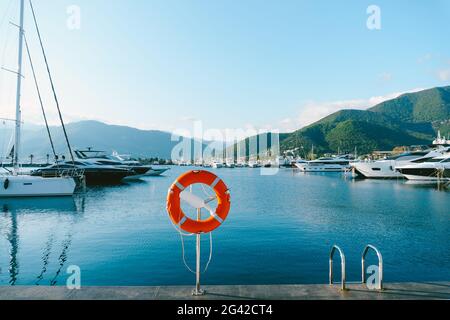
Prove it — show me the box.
[0,175,76,197]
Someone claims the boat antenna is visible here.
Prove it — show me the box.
[23,34,58,164]
[28,0,75,163]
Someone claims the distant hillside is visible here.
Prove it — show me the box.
[280,86,450,155]
[12,121,183,160]
[3,86,449,162]
[369,86,450,123]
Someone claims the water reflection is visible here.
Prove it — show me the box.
[0,197,78,213]
[403,180,450,192]
[347,176,450,192]
[50,233,73,286]
[35,234,54,285]
[4,209,18,285]
[0,196,82,286]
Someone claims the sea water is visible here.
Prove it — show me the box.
[0,167,448,286]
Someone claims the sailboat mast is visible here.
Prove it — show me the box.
[13,0,25,172]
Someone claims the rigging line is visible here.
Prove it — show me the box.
[28,0,75,164]
[23,34,58,164]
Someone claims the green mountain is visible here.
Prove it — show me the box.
[280,86,450,155]
[2,86,449,162]
[369,86,450,123]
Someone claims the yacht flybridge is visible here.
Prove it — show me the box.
[1,0,76,197]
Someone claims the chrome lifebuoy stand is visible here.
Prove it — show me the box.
[193,208,205,296]
[167,171,231,297]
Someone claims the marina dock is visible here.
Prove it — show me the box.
[0,282,448,300]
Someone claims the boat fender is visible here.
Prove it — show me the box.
[4,178,9,190]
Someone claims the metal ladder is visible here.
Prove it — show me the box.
[361,244,383,290]
[329,245,346,290]
[329,244,383,291]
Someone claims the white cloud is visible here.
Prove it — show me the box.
[278,87,425,132]
[378,72,393,82]
[418,53,433,63]
[437,69,450,81]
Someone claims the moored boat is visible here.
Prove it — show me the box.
[0,0,76,198]
[212,162,224,169]
[31,161,134,185]
[351,149,446,179]
[74,149,169,177]
[396,154,450,181]
[295,155,352,172]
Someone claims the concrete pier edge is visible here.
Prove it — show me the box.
[0,282,449,300]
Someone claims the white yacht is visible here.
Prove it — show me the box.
[225,162,235,168]
[1,0,75,197]
[351,149,446,179]
[74,149,169,177]
[295,155,352,172]
[293,158,308,167]
[248,161,261,168]
[396,154,450,181]
[211,161,224,169]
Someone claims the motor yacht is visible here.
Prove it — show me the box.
[248,161,261,168]
[74,149,169,177]
[31,161,134,185]
[295,155,353,172]
[212,162,224,169]
[396,154,450,181]
[351,149,446,179]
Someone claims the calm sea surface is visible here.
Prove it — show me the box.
[0,167,449,286]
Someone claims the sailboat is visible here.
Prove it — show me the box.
[0,0,76,197]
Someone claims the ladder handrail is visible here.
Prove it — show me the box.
[329,245,346,290]
[361,244,383,290]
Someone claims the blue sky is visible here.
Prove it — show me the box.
[0,0,449,134]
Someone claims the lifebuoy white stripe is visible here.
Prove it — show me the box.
[210,211,224,223]
[178,216,188,226]
[210,177,221,188]
[175,181,185,191]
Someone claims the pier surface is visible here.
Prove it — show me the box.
[0,282,449,300]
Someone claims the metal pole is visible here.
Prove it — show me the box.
[13,0,25,173]
[193,208,205,296]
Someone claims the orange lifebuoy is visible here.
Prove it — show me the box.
[167,170,230,234]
